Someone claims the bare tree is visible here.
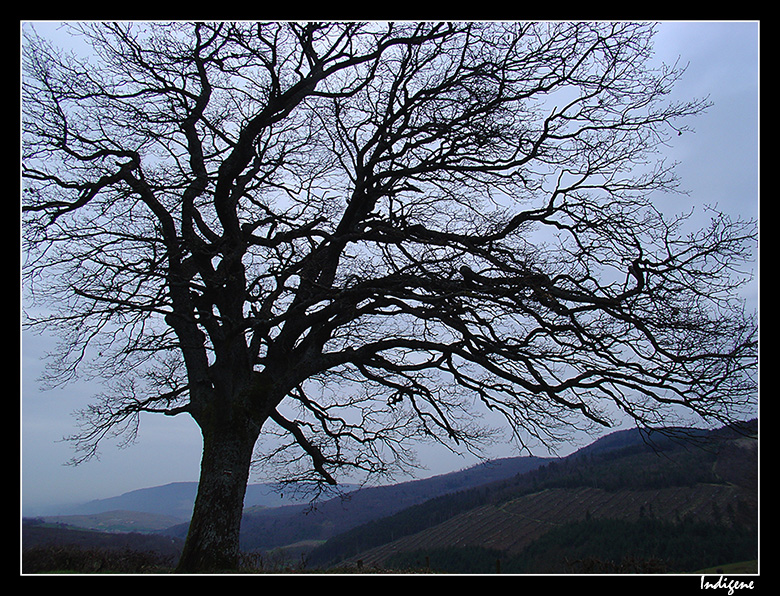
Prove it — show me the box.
[22,22,757,572]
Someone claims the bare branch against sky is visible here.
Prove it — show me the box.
[21,21,758,523]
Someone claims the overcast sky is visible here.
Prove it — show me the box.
[20,21,759,515]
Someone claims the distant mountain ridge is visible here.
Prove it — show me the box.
[26,454,551,537]
[160,455,551,551]
[34,510,185,533]
[44,480,360,521]
[23,455,550,555]
[30,422,716,521]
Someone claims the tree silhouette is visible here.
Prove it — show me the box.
[22,22,757,572]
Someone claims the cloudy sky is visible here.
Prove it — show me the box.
[20,21,759,515]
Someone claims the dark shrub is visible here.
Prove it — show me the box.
[22,544,174,574]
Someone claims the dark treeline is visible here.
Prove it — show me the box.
[384,517,758,574]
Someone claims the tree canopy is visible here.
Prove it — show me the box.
[22,21,757,571]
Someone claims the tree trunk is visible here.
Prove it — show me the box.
[175,422,259,573]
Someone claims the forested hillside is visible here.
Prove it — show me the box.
[307,422,757,572]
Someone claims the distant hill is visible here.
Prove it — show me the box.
[52,482,197,520]
[36,510,187,533]
[23,454,549,556]
[22,518,184,558]
[311,420,757,573]
[47,480,359,521]
[161,456,551,552]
